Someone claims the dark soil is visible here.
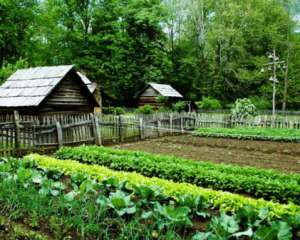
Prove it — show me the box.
[113,135,300,173]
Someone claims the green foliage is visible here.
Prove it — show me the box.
[231,98,257,120]
[0,59,29,84]
[136,104,155,114]
[2,0,300,109]
[156,96,168,104]
[1,157,299,239]
[55,146,300,204]
[250,96,272,110]
[196,127,300,142]
[102,107,126,115]
[172,101,186,112]
[157,106,171,112]
[23,154,300,219]
[196,97,222,110]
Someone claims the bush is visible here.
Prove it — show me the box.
[102,107,126,115]
[156,96,168,104]
[157,106,171,112]
[136,104,154,114]
[196,97,222,110]
[172,101,186,112]
[231,98,256,120]
[55,146,300,204]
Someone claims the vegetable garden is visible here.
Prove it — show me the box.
[1,118,300,239]
[1,154,300,239]
[195,127,300,142]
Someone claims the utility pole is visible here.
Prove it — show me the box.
[261,49,286,119]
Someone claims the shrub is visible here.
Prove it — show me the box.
[196,97,222,110]
[136,104,154,114]
[55,146,300,204]
[172,101,186,112]
[103,106,126,115]
[156,96,168,104]
[157,106,171,112]
[231,98,256,120]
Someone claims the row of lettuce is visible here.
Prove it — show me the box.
[55,146,300,204]
[1,155,300,239]
[194,127,300,142]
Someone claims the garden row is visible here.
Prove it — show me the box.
[195,127,300,142]
[55,146,300,204]
[1,156,299,239]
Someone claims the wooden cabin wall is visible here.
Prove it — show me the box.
[39,72,94,113]
[138,87,160,107]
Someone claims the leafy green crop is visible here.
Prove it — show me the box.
[55,146,300,204]
[24,154,300,219]
[195,127,300,142]
[1,157,300,239]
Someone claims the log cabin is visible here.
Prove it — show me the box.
[138,83,183,108]
[0,65,100,115]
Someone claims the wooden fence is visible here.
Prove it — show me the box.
[0,111,300,158]
[0,112,195,158]
[194,113,300,129]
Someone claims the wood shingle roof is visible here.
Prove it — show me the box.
[0,65,96,107]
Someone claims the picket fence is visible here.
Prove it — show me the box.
[0,111,300,158]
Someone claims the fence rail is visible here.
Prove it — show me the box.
[0,111,300,158]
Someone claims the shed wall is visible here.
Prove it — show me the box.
[39,71,94,113]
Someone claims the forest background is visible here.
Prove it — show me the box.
[1,0,300,109]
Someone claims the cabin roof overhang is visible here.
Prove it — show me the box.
[0,65,99,108]
[137,83,183,99]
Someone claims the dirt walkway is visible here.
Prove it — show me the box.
[113,135,300,173]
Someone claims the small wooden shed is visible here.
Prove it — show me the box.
[138,83,183,107]
[0,65,100,114]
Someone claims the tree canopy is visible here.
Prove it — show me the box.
[1,0,300,109]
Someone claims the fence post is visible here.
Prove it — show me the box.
[157,119,161,137]
[180,115,184,134]
[139,118,144,140]
[169,113,173,135]
[14,111,21,154]
[118,115,123,142]
[91,114,102,145]
[55,121,63,148]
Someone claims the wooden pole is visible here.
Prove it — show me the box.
[14,111,21,154]
[55,121,63,148]
[157,119,161,137]
[139,118,144,140]
[91,113,102,146]
[180,115,184,134]
[170,113,173,135]
[118,115,122,142]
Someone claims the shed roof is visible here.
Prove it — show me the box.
[0,65,97,107]
[77,72,97,93]
[149,83,183,98]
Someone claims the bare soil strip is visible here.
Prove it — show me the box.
[114,135,300,173]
